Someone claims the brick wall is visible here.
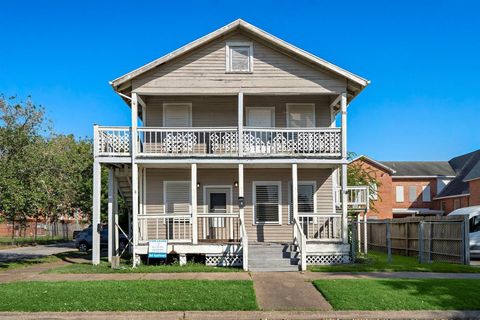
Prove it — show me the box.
[436,195,470,214]
[348,158,393,219]
[470,179,480,206]
[391,178,437,210]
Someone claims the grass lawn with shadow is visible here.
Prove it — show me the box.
[314,278,480,310]
[0,280,257,311]
[309,251,480,273]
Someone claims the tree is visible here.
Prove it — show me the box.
[347,152,381,214]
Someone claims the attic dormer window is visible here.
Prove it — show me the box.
[226,42,253,73]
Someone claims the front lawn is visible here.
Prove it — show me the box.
[314,279,480,310]
[0,280,257,311]
[46,261,242,273]
[309,251,480,273]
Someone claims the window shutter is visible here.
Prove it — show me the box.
[396,186,404,202]
[287,104,315,128]
[165,182,191,214]
[255,184,280,223]
[164,104,191,127]
[422,186,431,202]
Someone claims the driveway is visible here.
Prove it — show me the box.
[0,242,76,263]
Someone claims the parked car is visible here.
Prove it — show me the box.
[73,225,92,240]
[449,205,480,258]
[74,226,128,252]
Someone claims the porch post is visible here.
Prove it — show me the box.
[292,163,299,241]
[92,160,101,265]
[131,93,139,266]
[238,164,244,221]
[191,163,198,245]
[114,170,119,256]
[341,92,348,243]
[238,92,244,157]
[107,167,114,262]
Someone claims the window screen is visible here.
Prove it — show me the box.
[396,186,404,202]
[422,186,431,202]
[287,104,315,127]
[255,183,280,223]
[228,45,251,72]
[289,183,315,223]
[165,182,191,214]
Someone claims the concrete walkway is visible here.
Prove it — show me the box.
[0,242,75,263]
[0,310,479,320]
[251,272,332,310]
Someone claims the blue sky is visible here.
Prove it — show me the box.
[1,0,479,160]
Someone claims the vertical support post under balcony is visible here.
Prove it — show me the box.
[238,164,244,220]
[131,93,139,266]
[92,160,101,265]
[292,163,299,239]
[107,168,114,262]
[113,171,119,256]
[191,163,198,244]
[341,92,348,243]
[238,92,244,157]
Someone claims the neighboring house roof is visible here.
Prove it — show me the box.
[349,155,396,174]
[464,161,480,182]
[435,150,480,199]
[380,161,456,177]
[110,19,369,101]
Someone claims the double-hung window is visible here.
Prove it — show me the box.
[289,182,315,223]
[254,182,281,224]
[226,42,253,73]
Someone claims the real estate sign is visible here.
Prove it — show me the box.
[148,240,167,258]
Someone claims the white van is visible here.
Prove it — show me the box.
[449,205,480,258]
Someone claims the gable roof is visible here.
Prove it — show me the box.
[435,150,480,199]
[380,161,455,177]
[464,161,480,182]
[349,155,396,174]
[110,19,369,100]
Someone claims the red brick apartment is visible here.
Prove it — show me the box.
[348,149,480,219]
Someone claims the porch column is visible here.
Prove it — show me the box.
[341,92,348,243]
[191,163,198,244]
[238,92,244,157]
[107,168,114,262]
[131,93,140,266]
[238,164,244,221]
[92,160,101,265]
[114,170,119,256]
[292,163,299,239]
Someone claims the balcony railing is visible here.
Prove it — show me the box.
[335,186,370,210]
[95,126,342,158]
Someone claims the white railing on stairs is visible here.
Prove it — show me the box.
[240,217,248,271]
[293,218,307,271]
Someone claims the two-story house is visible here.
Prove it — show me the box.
[91,19,369,271]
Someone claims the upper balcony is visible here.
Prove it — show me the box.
[95,125,341,159]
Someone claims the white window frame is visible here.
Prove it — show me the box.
[396,186,404,203]
[245,107,275,127]
[162,103,192,127]
[252,181,282,225]
[288,181,317,224]
[286,103,316,127]
[163,181,191,214]
[226,41,253,73]
[422,186,431,202]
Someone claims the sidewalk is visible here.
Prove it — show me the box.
[0,310,479,320]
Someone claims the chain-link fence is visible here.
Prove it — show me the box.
[351,215,470,264]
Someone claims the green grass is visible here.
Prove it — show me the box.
[46,260,242,274]
[0,280,257,311]
[314,279,480,310]
[309,251,480,273]
[0,236,68,247]
[0,255,59,271]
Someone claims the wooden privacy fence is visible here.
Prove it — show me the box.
[352,215,470,264]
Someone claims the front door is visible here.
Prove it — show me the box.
[204,187,232,241]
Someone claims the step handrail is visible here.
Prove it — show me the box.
[294,218,307,271]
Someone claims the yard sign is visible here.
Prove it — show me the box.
[148,240,167,258]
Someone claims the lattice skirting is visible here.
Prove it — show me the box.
[205,254,243,267]
[306,254,350,265]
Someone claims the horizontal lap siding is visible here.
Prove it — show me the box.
[145,168,333,242]
[145,95,332,128]
[133,32,346,94]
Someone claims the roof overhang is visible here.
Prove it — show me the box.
[392,175,456,179]
[433,193,470,200]
[109,19,370,101]
[348,155,396,174]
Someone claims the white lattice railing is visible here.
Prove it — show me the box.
[95,126,342,158]
[96,126,131,156]
[242,127,341,157]
[335,186,369,210]
[298,214,342,241]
